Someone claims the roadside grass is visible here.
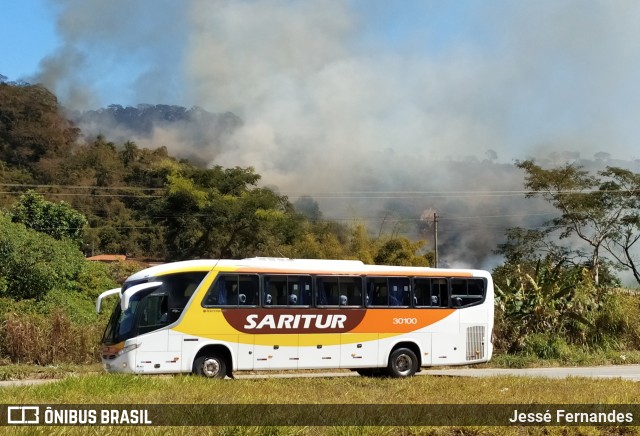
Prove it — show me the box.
[486,350,640,368]
[1,374,639,435]
[0,362,102,380]
[3,373,639,404]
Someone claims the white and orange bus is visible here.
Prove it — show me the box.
[96,258,494,378]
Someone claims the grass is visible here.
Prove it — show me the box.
[485,350,640,368]
[1,374,639,435]
[0,362,102,380]
[3,373,638,404]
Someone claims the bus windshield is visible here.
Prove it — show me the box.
[101,271,208,345]
[102,284,159,345]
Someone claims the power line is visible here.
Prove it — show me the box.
[0,191,163,198]
[1,182,636,198]
[0,183,165,191]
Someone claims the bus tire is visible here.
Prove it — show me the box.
[193,354,227,379]
[387,348,418,378]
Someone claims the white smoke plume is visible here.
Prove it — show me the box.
[32,0,640,267]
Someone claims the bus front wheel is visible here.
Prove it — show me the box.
[387,348,418,377]
[194,354,227,379]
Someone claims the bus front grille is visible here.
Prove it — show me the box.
[466,326,485,361]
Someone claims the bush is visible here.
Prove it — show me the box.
[0,213,86,300]
[0,311,103,364]
[521,334,572,359]
[590,292,640,350]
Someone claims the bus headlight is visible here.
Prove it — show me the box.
[116,343,140,356]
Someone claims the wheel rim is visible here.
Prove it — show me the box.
[202,358,221,378]
[395,353,413,376]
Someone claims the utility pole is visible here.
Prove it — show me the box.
[434,212,438,268]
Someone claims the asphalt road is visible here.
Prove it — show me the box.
[2,365,639,386]
[231,365,640,381]
[419,365,640,381]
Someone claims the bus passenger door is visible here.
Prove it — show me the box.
[134,293,182,373]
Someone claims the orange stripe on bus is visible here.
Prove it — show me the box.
[350,309,455,333]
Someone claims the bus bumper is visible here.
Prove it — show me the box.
[101,342,137,373]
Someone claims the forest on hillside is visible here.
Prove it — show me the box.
[1,78,640,365]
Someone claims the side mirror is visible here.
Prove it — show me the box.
[96,288,121,313]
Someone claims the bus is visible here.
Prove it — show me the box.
[96,257,494,378]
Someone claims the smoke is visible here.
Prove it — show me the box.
[34,0,188,108]
[33,0,640,267]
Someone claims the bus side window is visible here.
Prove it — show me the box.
[343,276,363,307]
[366,277,388,306]
[388,277,410,306]
[238,274,259,306]
[432,279,448,307]
[138,293,169,333]
[202,274,260,307]
[316,276,340,306]
[414,278,444,308]
[298,276,312,306]
[264,275,287,306]
[316,277,328,305]
[450,278,485,307]
[413,278,428,307]
[287,275,312,306]
[262,275,310,307]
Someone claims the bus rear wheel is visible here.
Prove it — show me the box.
[387,348,418,378]
[194,354,227,379]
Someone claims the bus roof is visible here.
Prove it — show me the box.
[125,257,491,282]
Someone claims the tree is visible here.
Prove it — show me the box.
[10,190,88,246]
[517,160,611,285]
[161,166,293,259]
[598,167,640,285]
[120,141,140,166]
[374,237,430,266]
[515,160,640,286]
[0,82,79,170]
[0,213,87,299]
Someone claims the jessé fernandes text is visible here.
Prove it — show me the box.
[509,409,633,425]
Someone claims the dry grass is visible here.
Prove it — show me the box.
[0,311,103,364]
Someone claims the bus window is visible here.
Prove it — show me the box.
[341,276,363,306]
[263,275,311,306]
[365,277,410,307]
[366,277,387,306]
[450,278,485,307]
[316,276,363,306]
[414,278,448,307]
[389,277,410,306]
[202,274,259,307]
[162,271,208,321]
[137,292,169,335]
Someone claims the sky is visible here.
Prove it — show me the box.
[2,0,640,269]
